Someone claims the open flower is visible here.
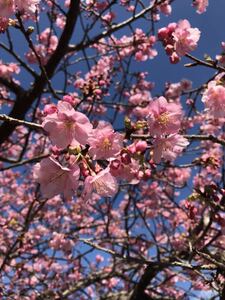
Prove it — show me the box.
[152,134,189,163]
[42,101,92,148]
[87,121,123,160]
[158,19,200,63]
[34,157,80,198]
[82,168,118,201]
[173,20,201,56]
[147,97,183,136]
[202,81,225,118]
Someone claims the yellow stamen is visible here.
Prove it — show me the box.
[102,138,111,150]
[157,112,169,126]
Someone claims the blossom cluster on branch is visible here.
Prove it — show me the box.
[0,0,225,299]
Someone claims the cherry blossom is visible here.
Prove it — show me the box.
[147,96,183,136]
[0,0,14,17]
[33,156,80,198]
[87,121,123,160]
[152,134,189,163]
[158,19,201,63]
[26,28,58,65]
[42,101,92,148]
[15,0,40,13]
[202,80,225,118]
[82,168,118,201]
[173,19,201,56]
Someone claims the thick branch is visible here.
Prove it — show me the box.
[129,262,170,300]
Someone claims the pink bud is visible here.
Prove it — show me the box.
[99,80,106,86]
[144,169,151,177]
[63,95,75,105]
[127,5,135,12]
[95,89,102,95]
[138,170,144,179]
[158,27,169,40]
[160,4,172,15]
[121,152,131,165]
[96,255,104,263]
[110,159,121,170]
[43,104,57,115]
[135,141,147,152]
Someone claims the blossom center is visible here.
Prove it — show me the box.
[65,120,74,129]
[157,112,169,126]
[102,137,111,150]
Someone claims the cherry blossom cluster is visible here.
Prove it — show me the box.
[146,97,188,163]
[0,0,40,32]
[0,61,20,106]
[111,29,157,61]
[26,28,58,65]
[0,0,40,17]
[0,61,20,79]
[2,0,225,299]
[34,101,123,199]
[158,19,201,63]
[74,56,114,101]
[34,93,191,200]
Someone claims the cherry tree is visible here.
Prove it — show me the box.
[0,0,225,299]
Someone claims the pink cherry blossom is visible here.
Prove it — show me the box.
[147,97,183,136]
[42,101,92,148]
[111,29,157,62]
[152,134,189,163]
[110,157,140,184]
[202,81,225,118]
[173,20,201,56]
[87,121,123,160]
[26,28,58,65]
[193,0,209,14]
[0,61,20,78]
[82,168,118,201]
[1,1,225,298]
[158,20,201,62]
[33,157,80,198]
[159,1,172,15]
